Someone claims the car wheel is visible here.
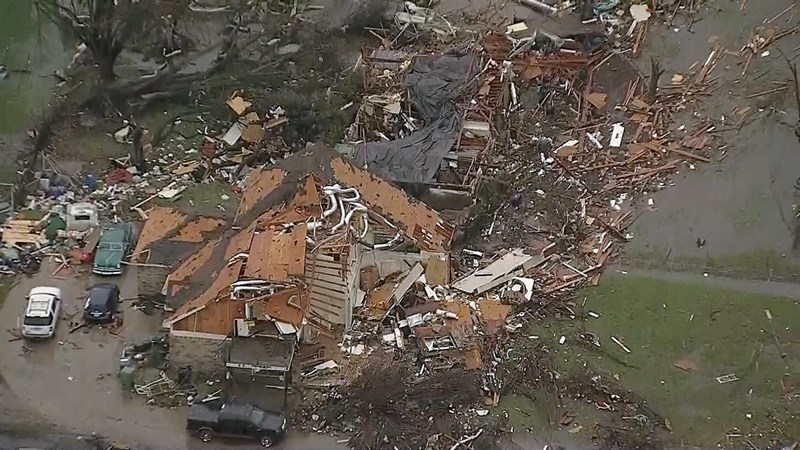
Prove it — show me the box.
[260,434,274,447]
[199,429,213,442]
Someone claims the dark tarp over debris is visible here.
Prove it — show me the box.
[353,53,481,184]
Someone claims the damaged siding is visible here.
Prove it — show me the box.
[172,296,244,337]
[306,244,360,328]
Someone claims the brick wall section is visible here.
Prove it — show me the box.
[169,336,225,375]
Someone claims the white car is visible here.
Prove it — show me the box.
[21,286,62,339]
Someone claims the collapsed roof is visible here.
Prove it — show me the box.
[164,144,455,329]
[131,206,225,265]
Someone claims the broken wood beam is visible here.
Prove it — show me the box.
[614,162,677,180]
[669,147,711,163]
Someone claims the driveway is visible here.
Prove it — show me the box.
[0,261,189,449]
[0,261,349,450]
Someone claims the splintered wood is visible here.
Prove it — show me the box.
[483,27,733,292]
[740,25,799,76]
[1,219,48,247]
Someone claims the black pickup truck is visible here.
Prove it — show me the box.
[186,401,288,447]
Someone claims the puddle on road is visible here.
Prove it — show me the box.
[0,1,66,135]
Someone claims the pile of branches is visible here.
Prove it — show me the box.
[307,355,483,450]
[494,340,557,399]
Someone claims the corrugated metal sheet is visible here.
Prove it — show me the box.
[244,225,306,282]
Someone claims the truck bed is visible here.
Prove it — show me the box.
[187,403,221,425]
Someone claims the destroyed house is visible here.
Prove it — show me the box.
[343,48,508,209]
[161,145,455,342]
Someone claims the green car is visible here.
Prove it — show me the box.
[93,223,133,276]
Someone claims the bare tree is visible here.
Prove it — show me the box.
[34,0,154,82]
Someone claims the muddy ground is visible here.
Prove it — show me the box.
[626,0,800,280]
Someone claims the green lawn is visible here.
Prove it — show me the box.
[623,247,800,281]
[514,274,800,447]
[163,182,238,218]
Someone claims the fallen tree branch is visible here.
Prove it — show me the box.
[449,429,483,450]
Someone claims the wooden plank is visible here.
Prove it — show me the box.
[669,147,712,163]
[304,265,348,278]
[306,277,348,294]
[310,284,349,302]
[305,271,349,287]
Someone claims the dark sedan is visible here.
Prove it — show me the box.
[84,283,120,323]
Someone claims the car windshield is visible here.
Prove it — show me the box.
[250,409,265,424]
[98,242,123,251]
[88,288,112,306]
[24,315,53,326]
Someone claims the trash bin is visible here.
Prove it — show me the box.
[119,365,137,391]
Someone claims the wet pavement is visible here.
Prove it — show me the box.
[628,0,800,271]
[0,432,349,450]
[0,261,185,449]
[0,262,350,449]
[614,265,800,299]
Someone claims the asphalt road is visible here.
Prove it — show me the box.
[0,431,348,450]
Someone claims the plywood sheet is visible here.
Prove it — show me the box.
[133,206,187,257]
[172,217,225,243]
[167,237,220,291]
[244,225,306,282]
[445,301,473,331]
[235,168,285,222]
[252,287,309,327]
[168,259,243,324]
[479,299,511,322]
[224,223,255,260]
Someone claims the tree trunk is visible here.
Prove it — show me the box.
[98,56,117,82]
[130,121,147,173]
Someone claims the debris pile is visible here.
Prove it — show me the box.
[297,247,554,447]
[300,355,486,450]
[296,3,738,449]
[471,23,732,287]
[121,336,223,408]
